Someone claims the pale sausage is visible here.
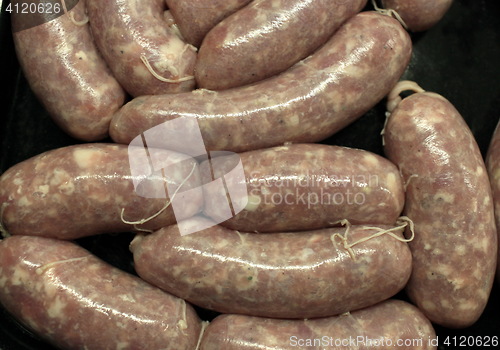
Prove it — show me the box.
[110,12,412,153]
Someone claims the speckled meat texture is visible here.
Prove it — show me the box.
[381,0,453,32]
[486,120,500,281]
[195,0,368,90]
[0,236,202,350]
[131,216,412,318]
[166,0,252,47]
[86,0,197,96]
[11,0,126,141]
[0,144,202,239]
[200,300,437,350]
[110,11,412,153]
[202,144,404,232]
[384,92,497,328]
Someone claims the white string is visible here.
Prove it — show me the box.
[380,111,391,146]
[371,0,408,30]
[331,216,415,260]
[120,162,197,232]
[194,321,210,350]
[35,256,91,275]
[61,0,89,26]
[177,299,188,332]
[140,54,195,83]
[387,80,426,113]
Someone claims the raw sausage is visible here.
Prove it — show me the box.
[195,0,367,90]
[110,11,412,153]
[383,81,497,328]
[202,144,405,232]
[378,0,453,32]
[0,144,202,239]
[131,216,412,318]
[11,0,126,141]
[200,299,437,350]
[0,235,202,350]
[165,0,252,47]
[486,120,500,281]
[86,0,197,96]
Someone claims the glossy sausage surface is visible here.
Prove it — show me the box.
[0,144,202,239]
[381,0,453,31]
[165,0,252,47]
[202,144,404,232]
[0,235,202,350]
[110,11,412,153]
[131,216,412,318]
[11,0,126,141]
[384,88,497,328]
[86,0,197,96]
[200,300,437,350]
[195,0,367,90]
[486,120,500,281]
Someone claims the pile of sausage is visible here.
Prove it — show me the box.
[1,0,499,349]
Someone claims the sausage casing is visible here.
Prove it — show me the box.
[0,144,202,239]
[202,144,404,232]
[200,300,437,350]
[195,0,367,90]
[380,0,453,32]
[486,120,500,281]
[110,11,412,153]
[165,0,252,47]
[131,216,412,318]
[86,0,197,96]
[384,89,497,328]
[11,0,126,141]
[0,235,202,350]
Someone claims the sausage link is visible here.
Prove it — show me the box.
[165,0,252,47]
[0,235,202,350]
[110,11,412,153]
[0,144,202,239]
[200,300,437,350]
[86,0,197,96]
[380,0,453,32]
[486,120,500,281]
[202,144,404,232]
[384,84,497,328]
[131,216,412,319]
[195,0,367,90]
[11,0,126,141]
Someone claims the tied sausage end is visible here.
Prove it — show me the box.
[331,216,415,261]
